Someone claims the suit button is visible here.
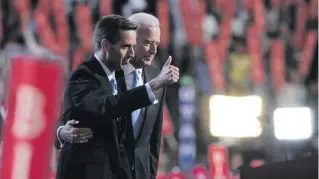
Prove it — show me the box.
[131,164,135,170]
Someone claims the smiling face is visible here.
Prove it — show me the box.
[133,26,160,67]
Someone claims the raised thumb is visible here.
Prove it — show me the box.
[164,56,172,67]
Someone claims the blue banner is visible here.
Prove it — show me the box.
[178,76,196,171]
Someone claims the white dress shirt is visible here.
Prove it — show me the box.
[95,54,118,94]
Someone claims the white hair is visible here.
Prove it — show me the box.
[128,13,160,28]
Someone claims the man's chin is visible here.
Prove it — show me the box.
[143,60,153,66]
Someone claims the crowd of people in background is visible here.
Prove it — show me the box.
[0,0,317,175]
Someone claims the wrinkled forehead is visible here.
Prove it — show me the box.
[137,26,160,40]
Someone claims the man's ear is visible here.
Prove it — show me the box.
[101,39,109,53]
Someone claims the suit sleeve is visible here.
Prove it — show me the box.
[149,88,166,179]
[69,69,152,120]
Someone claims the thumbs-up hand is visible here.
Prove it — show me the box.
[149,56,180,91]
[160,56,179,84]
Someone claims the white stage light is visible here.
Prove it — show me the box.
[273,107,313,140]
[209,95,263,138]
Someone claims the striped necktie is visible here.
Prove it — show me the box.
[110,77,118,95]
[131,70,142,137]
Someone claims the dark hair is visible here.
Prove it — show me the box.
[93,14,137,50]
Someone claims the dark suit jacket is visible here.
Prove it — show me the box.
[124,66,166,179]
[56,55,154,179]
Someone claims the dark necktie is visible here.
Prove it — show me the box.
[114,71,126,136]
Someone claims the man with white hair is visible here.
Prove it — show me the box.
[124,13,167,179]
[55,13,176,179]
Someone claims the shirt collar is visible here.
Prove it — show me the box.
[123,63,136,76]
[122,63,143,76]
[135,68,142,75]
[94,53,114,80]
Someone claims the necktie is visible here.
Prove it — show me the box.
[110,75,121,125]
[110,77,118,95]
[131,70,142,137]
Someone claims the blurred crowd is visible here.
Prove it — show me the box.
[0,0,317,175]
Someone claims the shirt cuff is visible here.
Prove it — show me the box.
[145,83,158,104]
[57,126,65,148]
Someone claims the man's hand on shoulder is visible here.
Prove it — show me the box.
[149,56,179,91]
[59,120,93,144]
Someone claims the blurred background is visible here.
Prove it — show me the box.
[0,0,317,178]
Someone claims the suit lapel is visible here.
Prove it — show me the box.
[88,56,129,139]
[86,55,113,93]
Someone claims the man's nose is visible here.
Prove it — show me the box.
[150,44,157,54]
[128,46,135,57]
